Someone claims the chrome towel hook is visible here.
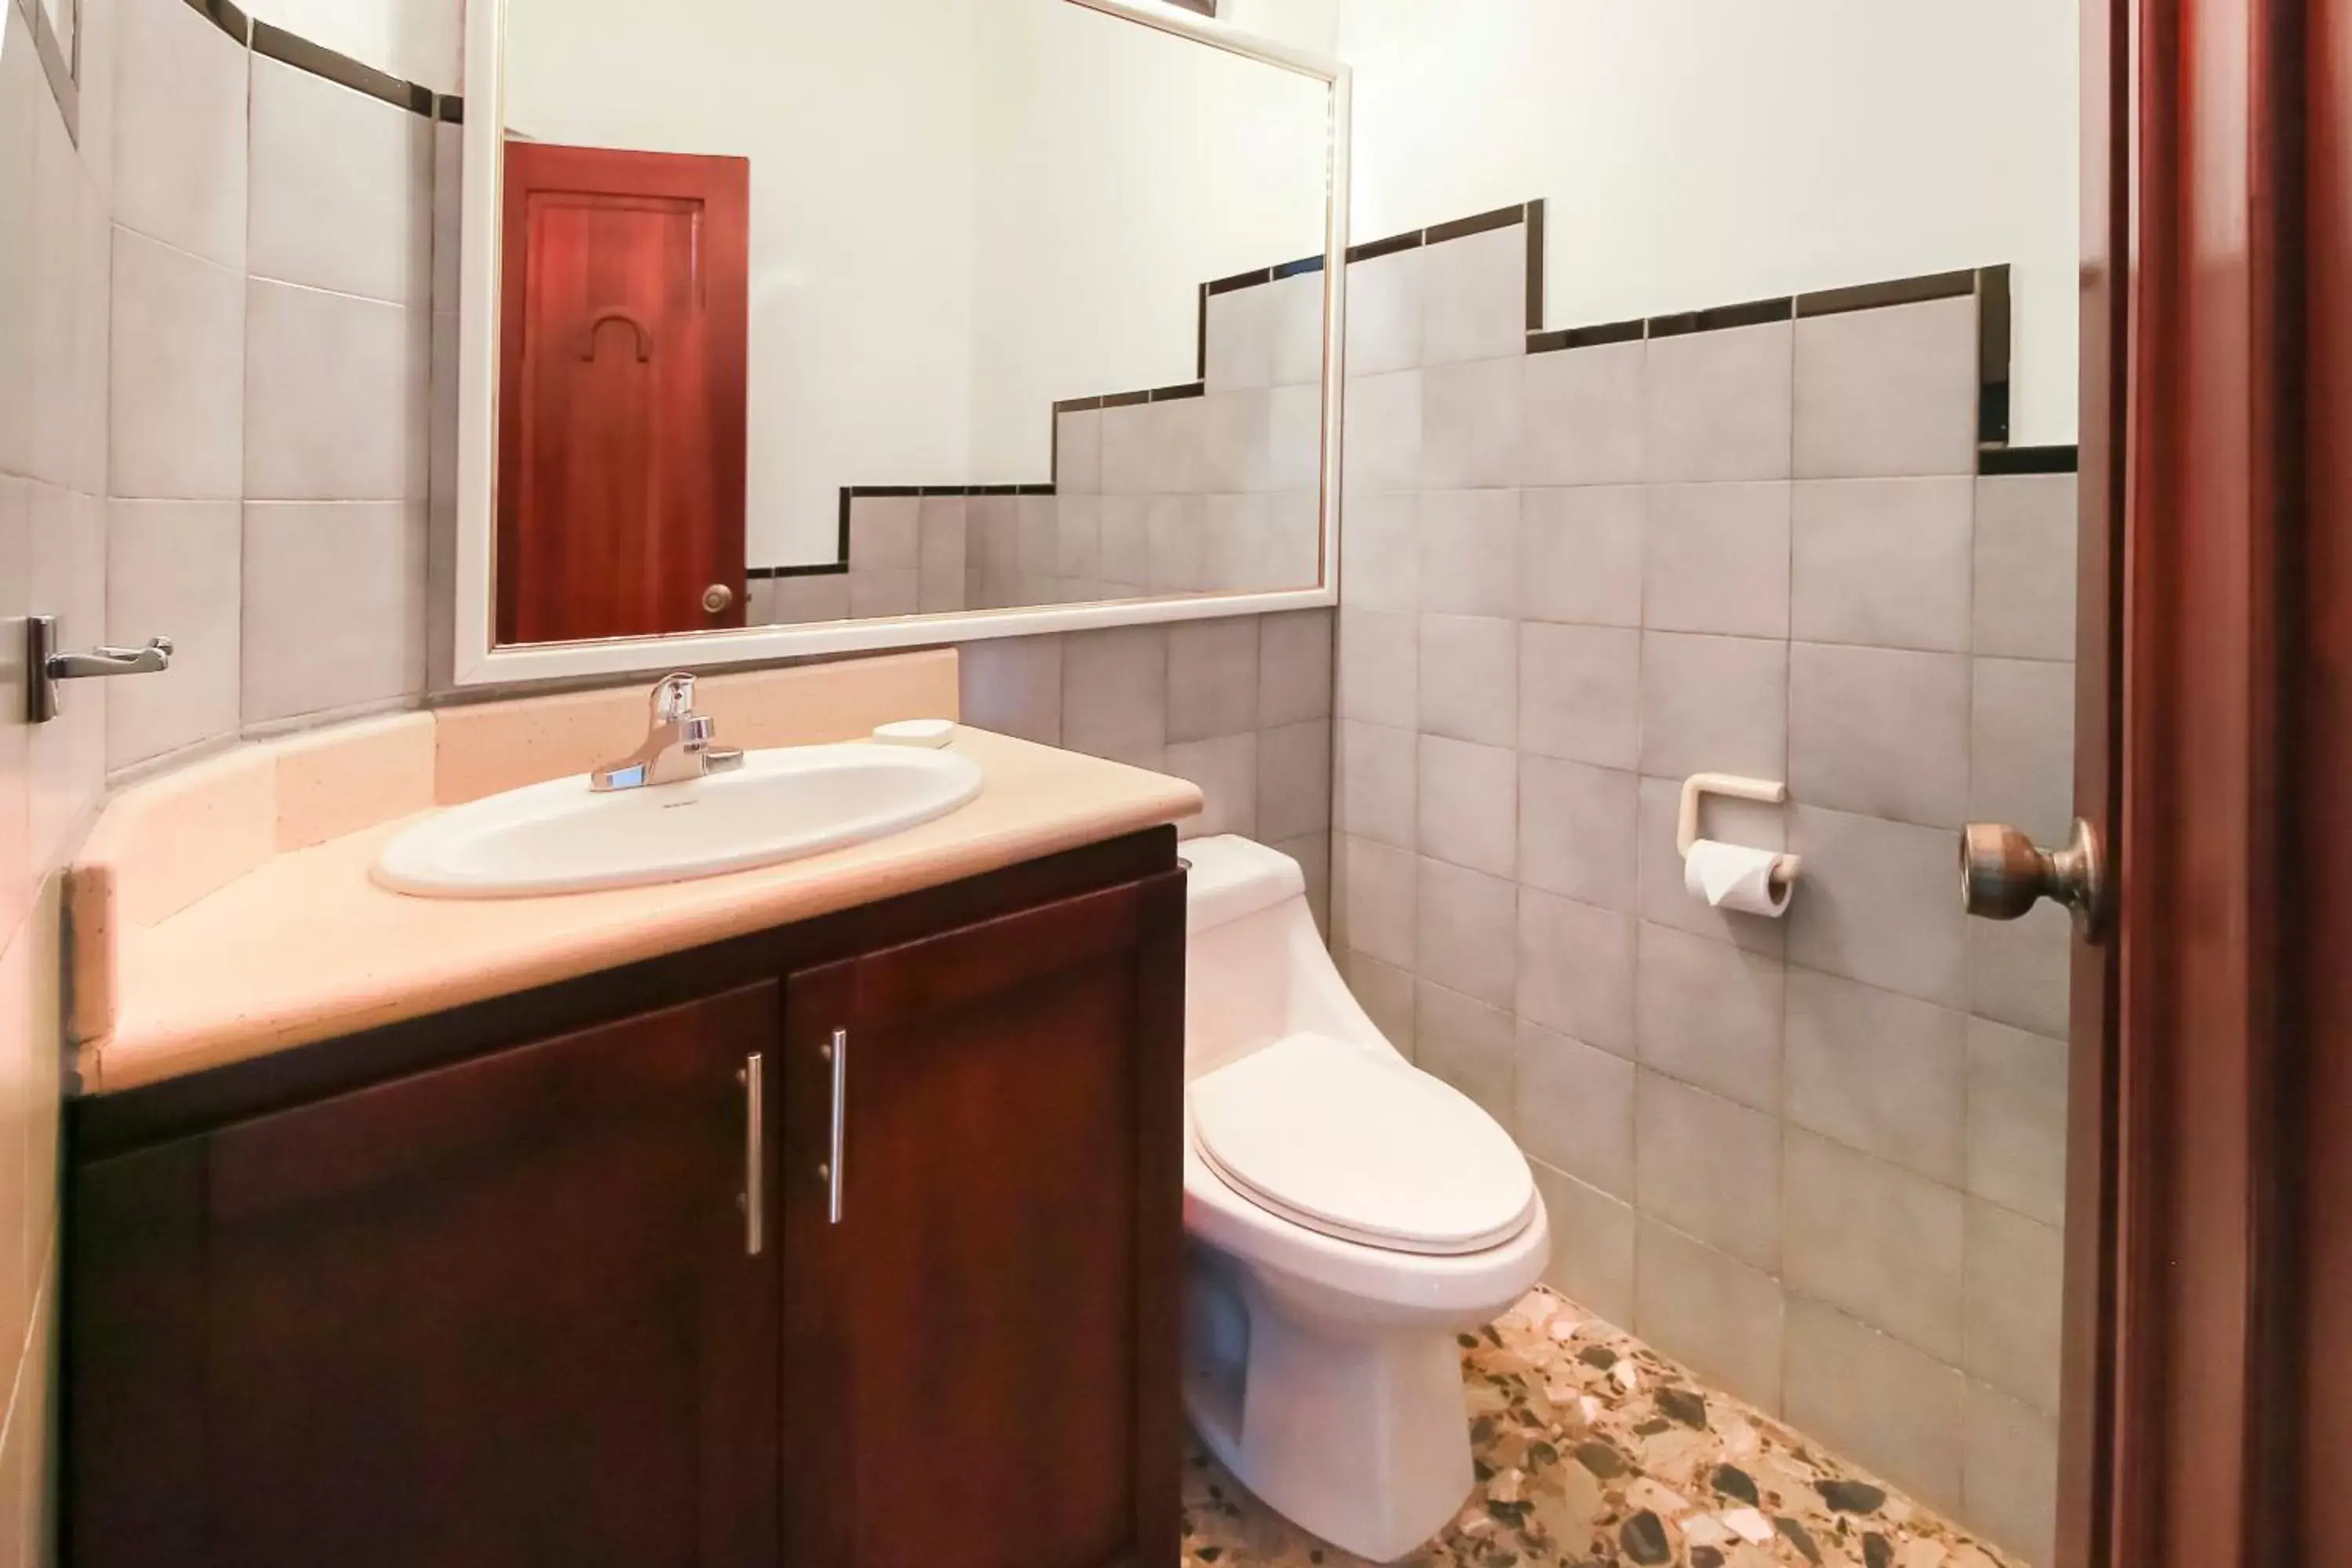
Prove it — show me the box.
[27,615,174,724]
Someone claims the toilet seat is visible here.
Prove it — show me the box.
[1189,1033,1537,1257]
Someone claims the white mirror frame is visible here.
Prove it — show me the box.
[452,0,1349,688]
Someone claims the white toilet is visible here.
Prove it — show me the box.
[1178,835,1552,1563]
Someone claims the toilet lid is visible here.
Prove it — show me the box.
[1189,1033,1537,1257]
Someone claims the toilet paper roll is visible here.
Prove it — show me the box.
[1682,840,1793,918]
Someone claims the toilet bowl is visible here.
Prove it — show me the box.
[1178,835,1552,1563]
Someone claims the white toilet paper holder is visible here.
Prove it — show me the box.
[1678,773,1802,889]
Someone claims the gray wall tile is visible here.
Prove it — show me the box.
[1417,855,1518,1008]
[110,228,244,500]
[1634,1218,1786,1416]
[1785,1128,1965,1359]
[1519,889,1636,1055]
[1257,719,1331,843]
[111,0,247,269]
[1784,1296,1965,1516]
[1973,474,2078,660]
[247,55,431,305]
[1635,920,1784,1113]
[1519,755,1638,910]
[1969,901,2073,1040]
[851,496,920,570]
[1258,607,1333,727]
[1971,656,2076,847]
[1337,606,1417,730]
[1793,296,1977,478]
[1167,615,1260,742]
[1644,320,1793,482]
[1966,1017,2069,1228]
[1420,224,1526,366]
[1055,408,1101,494]
[1962,1381,2059,1566]
[1784,967,1967,1185]
[1791,476,1974,653]
[1964,1197,2063,1415]
[1634,1068,1781,1272]
[1418,612,1516,746]
[244,278,422,503]
[1421,358,1523,490]
[1338,833,1417,970]
[1531,1160,1636,1327]
[1787,805,1969,1008]
[1345,245,1422,376]
[1166,731,1257,839]
[1523,342,1645,487]
[1339,488,1417,611]
[1341,371,1421,494]
[1520,621,1639,768]
[1204,279,1275,391]
[1337,718,1415,849]
[1340,948,1417,1057]
[1417,487,1520,617]
[1062,624,1167,762]
[241,501,424,723]
[1639,631,1788,782]
[1521,484,1643,626]
[1517,1018,1635,1196]
[1415,978,1515,1122]
[1788,641,1970,828]
[105,499,239,770]
[959,633,1062,743]
[1643,481,1791,638]
[1417,733,1517,877]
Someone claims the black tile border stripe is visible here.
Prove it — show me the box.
[1527,319,1644,354]
[1795,268,1976,319]
[1345,229,1422,265]
[254,20,434,114]
[1424,202,1527,245]
[183,0,249,44]
[1524,198,1545,333]
[24,0,77,140]
[1976,263,2013,447]
[1272,253,1324,281]
[1979,444,2079,475]
[435,93,464,125]
[1647,296,1795,339]
[1207,266,1273,296]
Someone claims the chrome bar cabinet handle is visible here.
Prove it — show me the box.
[741,1053,764,1256]
[820,1029,848,1225]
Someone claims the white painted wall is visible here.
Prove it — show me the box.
[241,0,463,92]
[967,0,1330,478]
[1335,0,2080,443]
[501,0,1334,564]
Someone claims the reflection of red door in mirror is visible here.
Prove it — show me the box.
[497,143,749,644]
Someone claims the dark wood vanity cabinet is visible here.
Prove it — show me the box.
[64,833,1186,1568]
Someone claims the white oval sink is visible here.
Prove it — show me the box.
[374,742,985,898]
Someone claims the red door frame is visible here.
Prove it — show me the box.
[2066,3,2350,1564]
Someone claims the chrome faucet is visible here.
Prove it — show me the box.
[590,673,746,791]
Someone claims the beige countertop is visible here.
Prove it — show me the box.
[67,652,1201,1095]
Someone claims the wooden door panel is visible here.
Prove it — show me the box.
[782,874,1186,1568]
[73,984,782,1568]
[498,143,749,644]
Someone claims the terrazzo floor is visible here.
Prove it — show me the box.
[1178,1287,2025,1568]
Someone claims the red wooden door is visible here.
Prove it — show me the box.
[779,875,1187,1568]
[497,143,750,644]
[67,985,781,1568]
[2061,3,2352,1565]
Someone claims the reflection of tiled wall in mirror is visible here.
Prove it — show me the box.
[753,261,1329,625]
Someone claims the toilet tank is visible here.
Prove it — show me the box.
[1181,836,1386,1080]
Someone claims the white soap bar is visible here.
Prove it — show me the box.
[871,718,957,749]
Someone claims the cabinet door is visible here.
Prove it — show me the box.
[781,873,1186,1568]
[70,984,782,1568]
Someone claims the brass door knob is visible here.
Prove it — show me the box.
[1959,818,2107,938]
[702,583,735,615]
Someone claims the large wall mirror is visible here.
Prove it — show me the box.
[452,0,1348,685]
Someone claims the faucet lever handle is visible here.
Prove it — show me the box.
[651,672,698,724]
